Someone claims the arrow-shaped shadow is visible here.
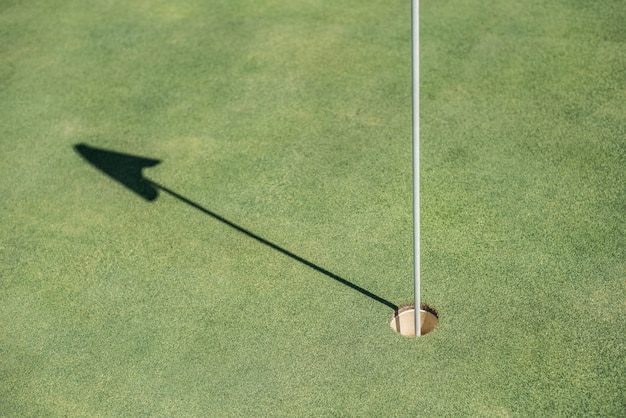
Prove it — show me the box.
[74,143,398,311]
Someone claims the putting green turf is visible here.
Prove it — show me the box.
[1,0,624,415]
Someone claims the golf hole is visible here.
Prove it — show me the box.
[390,304,438,337]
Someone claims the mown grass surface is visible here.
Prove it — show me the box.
[1,0,624,416]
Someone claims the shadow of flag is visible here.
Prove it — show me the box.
[73,142,399,311]
[73,143,161,201]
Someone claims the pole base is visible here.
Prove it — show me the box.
[390,304,438,337]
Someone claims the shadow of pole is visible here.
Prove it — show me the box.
[74,143,398,311]
[151,180,399,311]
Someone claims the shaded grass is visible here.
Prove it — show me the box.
[1,0,625,416]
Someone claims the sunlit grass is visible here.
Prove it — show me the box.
[1,0,624,415]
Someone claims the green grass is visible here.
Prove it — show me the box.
[1,0,624,416]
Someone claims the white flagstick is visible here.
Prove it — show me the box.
[412,0,421,337]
